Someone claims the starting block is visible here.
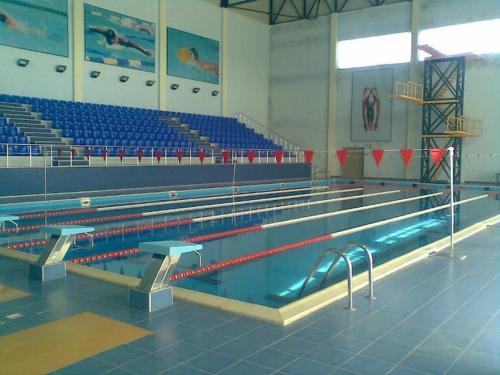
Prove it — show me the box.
[29,225,95,282]
[129,240,202,312]
[0,215,19,232]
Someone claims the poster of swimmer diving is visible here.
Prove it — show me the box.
[84,4,155,72]
[0,0,68,56]
[351,69,393,142]
[167,27,220,84]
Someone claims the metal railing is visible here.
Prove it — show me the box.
[235,113,302,152]
[0,142,306,168]
[298,243,375,310]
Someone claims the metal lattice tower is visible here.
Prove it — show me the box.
[420,56,466,184]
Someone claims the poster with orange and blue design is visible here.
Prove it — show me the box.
[167,27,220,84]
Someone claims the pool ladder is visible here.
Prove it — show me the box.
[298,243,375,311]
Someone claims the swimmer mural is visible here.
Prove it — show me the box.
[351,69,393,142]
[0,0,68,56]
[84,4,155,72]
[167,27,220,84]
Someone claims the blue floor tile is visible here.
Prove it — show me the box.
[401,352,453,374]
[304,346,354,367]
[327,334,372,353]
[342,355,393,375]
[247,348,296,370]
[155,340,206,362]
[96,343,148,366]
[121,353,178,375]
[267,336,318,356]
[213,338,262,359]
[281,357,336,375]
[359,342,410,364]
[218,360,274,375]
[184,351,238,373]
[446,350,500,375]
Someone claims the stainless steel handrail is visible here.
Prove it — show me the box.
[341,243,375,300]
[298,242,375,310]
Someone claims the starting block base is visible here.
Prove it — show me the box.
[129,287,173,312]
[29,262,66,282]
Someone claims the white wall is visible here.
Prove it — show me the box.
[0,0,270,120]
[269,16,331,171]
[225,11,270,125]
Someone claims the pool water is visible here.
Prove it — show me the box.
[2,185,498,308]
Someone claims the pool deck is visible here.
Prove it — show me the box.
[0,224,498,374]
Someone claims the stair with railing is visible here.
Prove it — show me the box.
[0,102,88,166]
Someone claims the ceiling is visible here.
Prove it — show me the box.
[221,0,411,25]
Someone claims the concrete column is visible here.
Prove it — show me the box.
[327,13,339,177]
[158,0,168,110]
[221,7,230,117]
[72,0,84,102]
[406,0,422,179]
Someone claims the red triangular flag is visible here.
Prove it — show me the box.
[372,149,384,167]
[176,149,183,164]
[118,148,125,162]
[275,150,284,164]
[101,148,108,161]
[222,150,230,164]
[198,150,206,164]
[136,148,144,162]
[247,150,256,164]
[156,149,163,163]
[336,149,347,166]
[400,148,413,167]
[430,148,445,166]
[304,150,314,165]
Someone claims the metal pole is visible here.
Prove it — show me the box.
[448,146,455,258]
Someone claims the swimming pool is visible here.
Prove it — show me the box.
[1,181,499,323]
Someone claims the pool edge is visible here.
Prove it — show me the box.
[1,213,498,326]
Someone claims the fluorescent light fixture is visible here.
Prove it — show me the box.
[119,75,129,83]
[192,87,200,94]
[90,71,100,78]
[170,83,179,90]
[16,58,29,67]
[146,80,155,86]
[55,65,67,73]
[211,90,220,96]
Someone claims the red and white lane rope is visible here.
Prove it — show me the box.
[68,191,442,264]
[16,185,335,219]
[169,194,488,281]
[4,187,362,233]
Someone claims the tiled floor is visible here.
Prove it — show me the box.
[0,224,498,374]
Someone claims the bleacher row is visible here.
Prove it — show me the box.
[0,94,281,157]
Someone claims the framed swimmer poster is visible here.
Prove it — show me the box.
[84,4,156,72]
[0,0,68,56]
[167,27,220,84]
[351,68,393,142]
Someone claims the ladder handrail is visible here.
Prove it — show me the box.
[341,243,375,300]
[297,242,375,310]
[234,113,302,151]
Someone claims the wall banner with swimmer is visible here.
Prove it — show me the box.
[351,68,393,142]
[84,4,155,73]
[0,0,68,56]
[167,27,220,85]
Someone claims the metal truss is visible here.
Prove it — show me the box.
[420,57,466,184]
[221,0,399,25]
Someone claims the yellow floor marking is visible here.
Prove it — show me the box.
[0,284,30,303]
[0,312,151,375]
